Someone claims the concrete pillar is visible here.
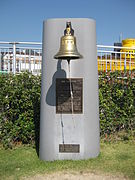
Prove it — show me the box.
[40,18,100,161]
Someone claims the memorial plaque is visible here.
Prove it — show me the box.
[59,144,80,153]
[56,78,83,113]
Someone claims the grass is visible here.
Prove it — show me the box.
[0,141,135,180]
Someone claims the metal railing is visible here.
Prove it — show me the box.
[0,41,135,75]
[0,41,42,75]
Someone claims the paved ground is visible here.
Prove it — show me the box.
[22,171,128,180]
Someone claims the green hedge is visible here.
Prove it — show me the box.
[99,71,135,137]
[0,72,41,148]
[0,71,135,148]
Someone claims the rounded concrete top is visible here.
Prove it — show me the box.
[43,18,95,24]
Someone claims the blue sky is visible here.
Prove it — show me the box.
[0,0,135,45]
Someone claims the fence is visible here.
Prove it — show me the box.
[0,41,42,75]
[0,41,135,75]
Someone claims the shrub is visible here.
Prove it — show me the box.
[99,70,135,137]
[0,72,41,148]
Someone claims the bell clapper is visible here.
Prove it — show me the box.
[67,59,75,128]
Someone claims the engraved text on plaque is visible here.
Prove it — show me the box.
[56,78,83,113]
[59,144,80,153]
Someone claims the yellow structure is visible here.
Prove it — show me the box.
[121,39,135,59]
[98,38,135,71]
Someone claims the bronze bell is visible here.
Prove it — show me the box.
[54,22,83,60]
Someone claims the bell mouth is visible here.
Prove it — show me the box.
[54,54,83,60]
